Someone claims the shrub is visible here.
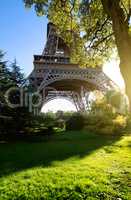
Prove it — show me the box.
[125,114,131,131]
[85,98,128,135]
[66,113,85,131]
[85,113,127,135]
[56,119,65,129]
[113,115,127,132]
[0,106,34,140]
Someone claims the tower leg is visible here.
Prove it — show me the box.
[72,92,86,112]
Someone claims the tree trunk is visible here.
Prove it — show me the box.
[101,0,131,111]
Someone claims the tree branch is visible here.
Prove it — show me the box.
[91,32,114,49]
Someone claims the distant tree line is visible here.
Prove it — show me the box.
[0,50,33,139]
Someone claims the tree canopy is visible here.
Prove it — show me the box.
[24,0,131,66]
[24,0,131,110]
[24,0,113,66]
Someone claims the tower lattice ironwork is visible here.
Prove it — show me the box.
[29,22,118,112]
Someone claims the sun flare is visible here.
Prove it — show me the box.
[103,59,125,91]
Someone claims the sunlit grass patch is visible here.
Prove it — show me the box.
[0,131,130,200]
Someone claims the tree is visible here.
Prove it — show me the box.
[23,0,131,110]
[0,50,14,112]
[10,59,25,86]
[101,0,131,112]
[0,51,12,96]
[0,50,32,138]
[0,51,14,136]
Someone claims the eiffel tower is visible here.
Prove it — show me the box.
[29,22,118,113]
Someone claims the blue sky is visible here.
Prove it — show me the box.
[0,1,76,112]
[0,0,48,75]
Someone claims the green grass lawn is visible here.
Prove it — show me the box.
[0,131,130,200]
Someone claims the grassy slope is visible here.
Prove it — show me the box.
[0,131,130,200]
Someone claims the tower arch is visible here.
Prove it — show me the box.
[29,22,119,113]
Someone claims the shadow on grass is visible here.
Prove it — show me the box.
[0,131,122,177]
